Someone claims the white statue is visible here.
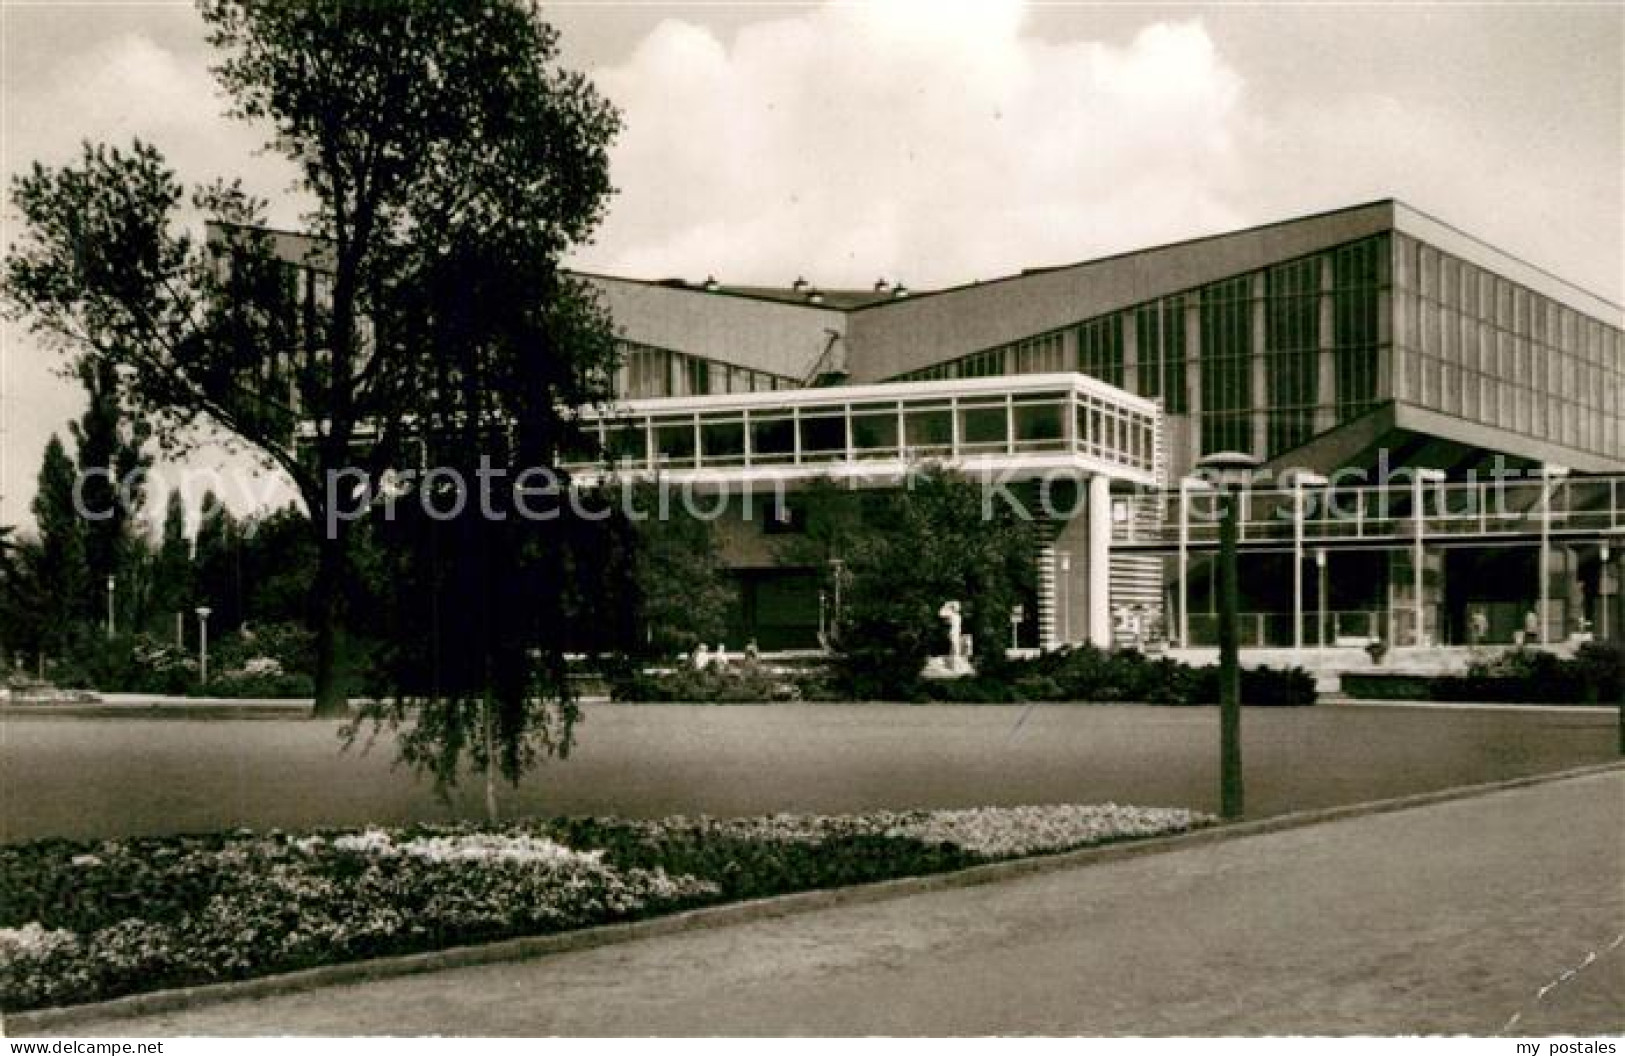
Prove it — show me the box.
[691,643,712,671]
[936,600,971,674]
[938,600,962,656]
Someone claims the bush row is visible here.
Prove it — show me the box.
[611,646,1316,706]
[1342,641,1623,704]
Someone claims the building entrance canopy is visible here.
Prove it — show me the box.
[562,373,1163,489]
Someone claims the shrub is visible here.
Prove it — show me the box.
[1339,643,1623,704]
[609,663,804,703]
[611,644,1316,706]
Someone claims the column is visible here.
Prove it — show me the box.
[1088,474,1112,647]
[1035,522,1058,650]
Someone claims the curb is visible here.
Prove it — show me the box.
[8,759,1624,1034]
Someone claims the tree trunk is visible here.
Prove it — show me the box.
[311,527,349,718]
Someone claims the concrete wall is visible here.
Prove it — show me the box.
[585,275,847,381]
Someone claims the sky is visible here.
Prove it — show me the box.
[1,0,1621,530]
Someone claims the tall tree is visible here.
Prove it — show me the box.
[29,437,93,661]
[3,0,621,716]
[813,470,1038,699]
[69,357,152,618]
[192,490,243,634]
[148,489,194,641]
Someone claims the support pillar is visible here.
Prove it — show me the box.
[1088,474,1112,648]
[1035,524,1058,650]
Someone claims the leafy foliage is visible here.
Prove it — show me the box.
[795,469,1037,699]
[3,0,622,715]
[1344,642,1623,704]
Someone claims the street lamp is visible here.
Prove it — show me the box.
[105,576,116,640]
[1196,450,1262,821]
[195,606,212,687]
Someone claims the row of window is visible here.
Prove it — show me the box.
[884,235,1393,459]
[1392,233,1623,458]
[615,341,797,399]
[567,392,1159,475]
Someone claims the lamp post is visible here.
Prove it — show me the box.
[105,576,116,640]
[1316,548,1329,648]
[195,606,212,687]
[1010,604,1025,651]
[1196,450,1262,821]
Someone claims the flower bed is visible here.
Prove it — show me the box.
[0,804,1211,1013]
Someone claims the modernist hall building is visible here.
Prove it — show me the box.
[567,200,1625,653]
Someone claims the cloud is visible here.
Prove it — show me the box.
[579,4,1251,288]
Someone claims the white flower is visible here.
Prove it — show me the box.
[0,923,80,963]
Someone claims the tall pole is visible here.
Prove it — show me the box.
[1412,475,1425,648]
[1316,548,1328,648]
[1539,475,1551,646]
[1177,483,1189,647]
[1218,486,1242,820]
[1293,484,1304,651]
[105,576,116,640]
[196,607,212,688]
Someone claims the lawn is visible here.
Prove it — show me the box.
[1,703,1616,843]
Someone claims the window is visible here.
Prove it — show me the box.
[1199,275,1252,454]
[958,401,1007,450]
[749,415,795,463]
[1012,398,1064,451]
[798,412,846,461]
[1015,333,1065,374]
[1076,315,1124,387]
[653,418,696,466]
[904,405,953,453]
[850,405,900,458]
[1265,257,1320,455]
[699,417,745,465]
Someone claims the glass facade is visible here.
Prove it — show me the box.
[884,233,1400,462]
[1392,233,1623,462]
[1135,295,1187,415]
[614,340,797,399]
[1265,258,1321,454]
[1076,316,1124,387]
[1198,276,1253,454]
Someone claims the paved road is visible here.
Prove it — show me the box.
[57,770,1625,1036]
